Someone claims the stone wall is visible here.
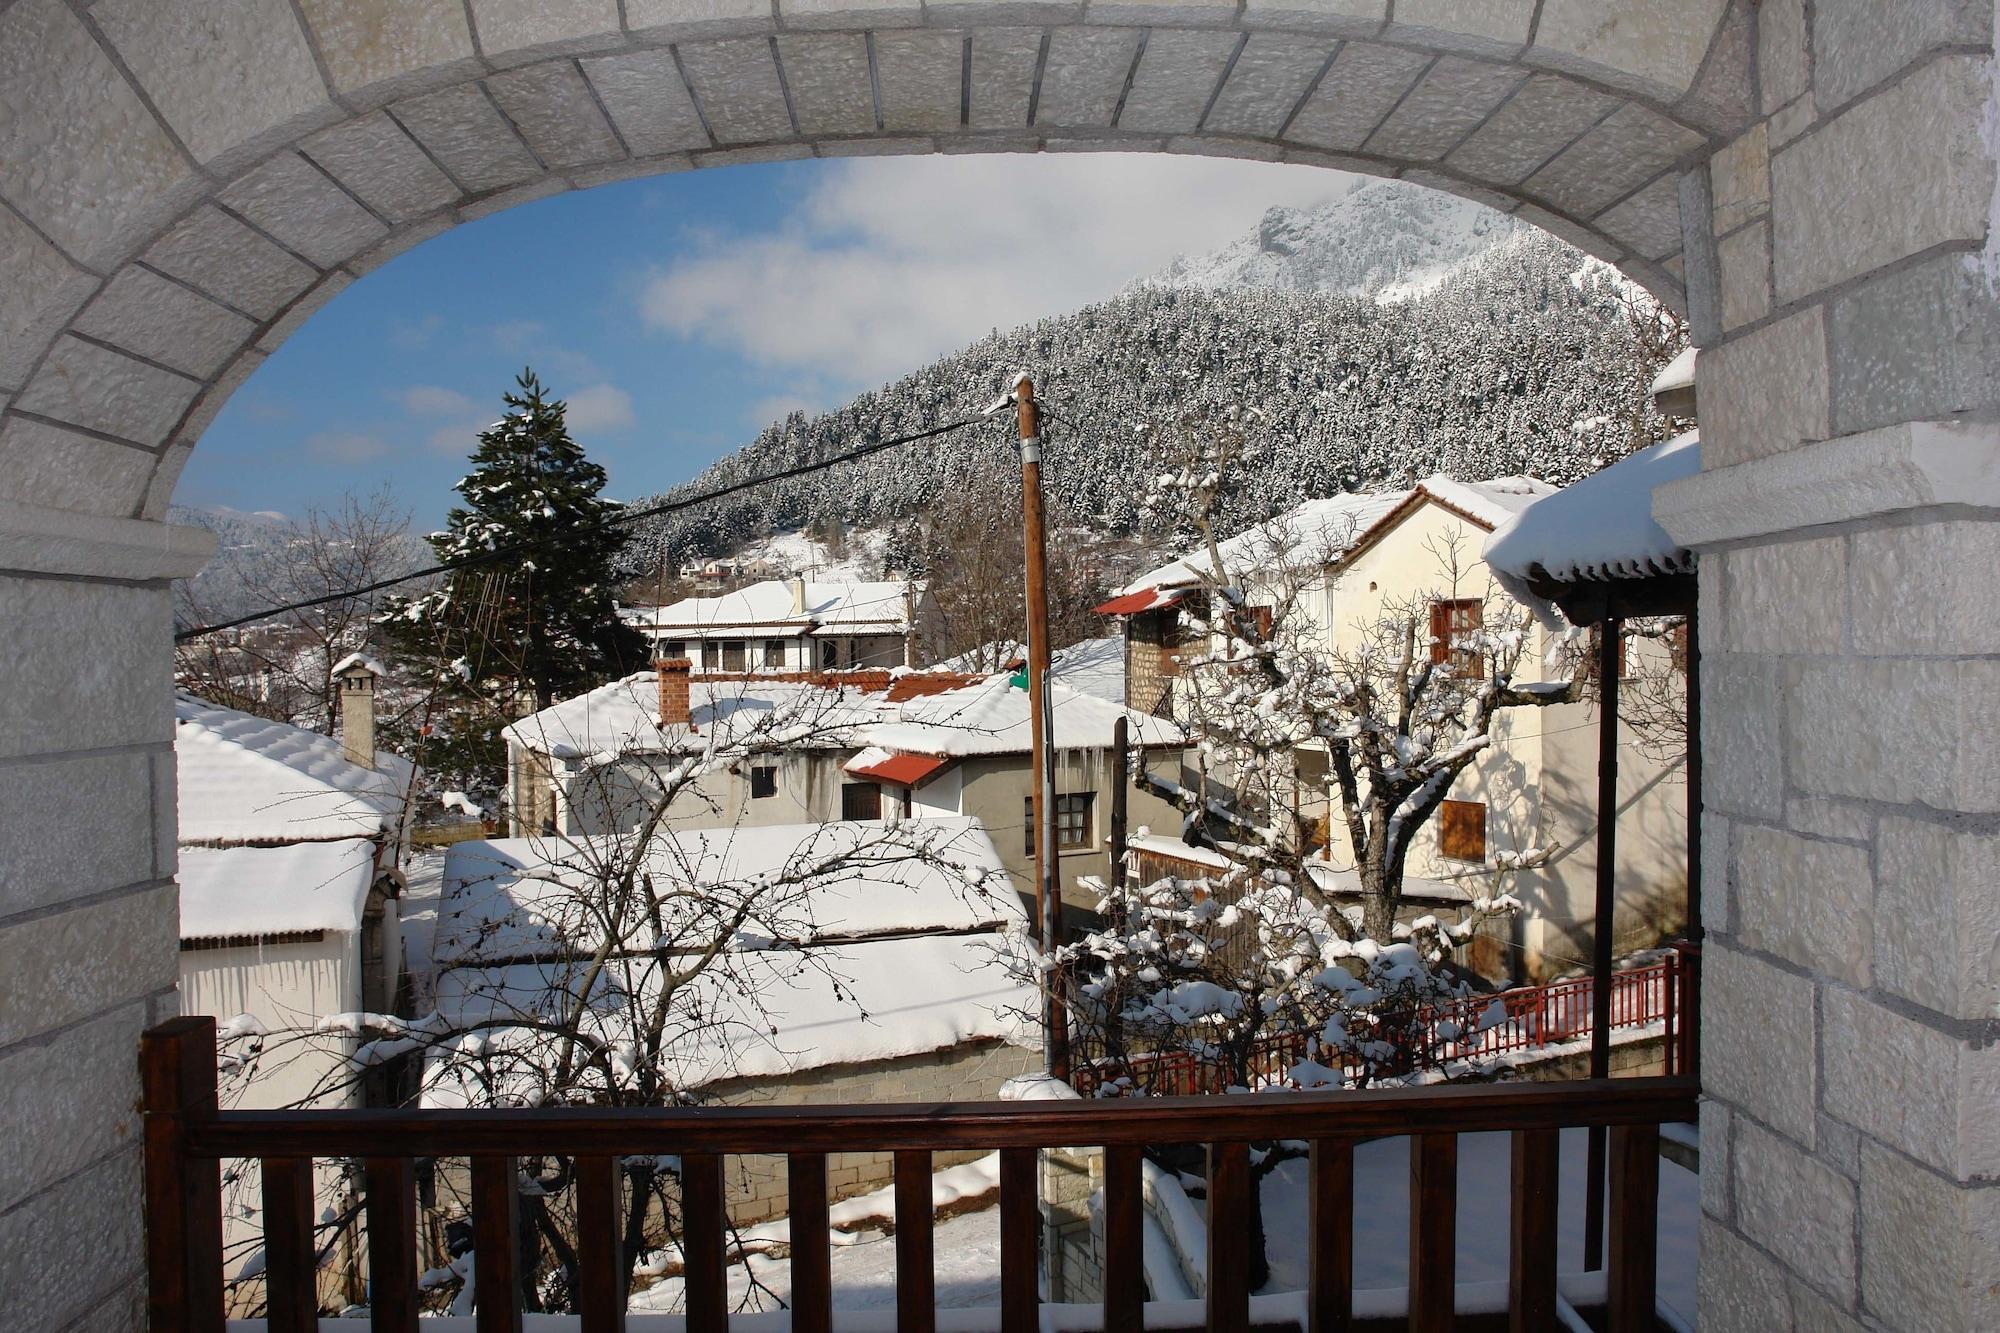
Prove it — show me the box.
[1653,5,2000,1329]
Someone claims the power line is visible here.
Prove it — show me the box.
[175,412,994,643]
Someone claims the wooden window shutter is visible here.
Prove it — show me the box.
[1438,799,1487,862]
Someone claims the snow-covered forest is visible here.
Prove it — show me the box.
[624,222,1682,576]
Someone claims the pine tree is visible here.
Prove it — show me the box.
[386,370,648,767]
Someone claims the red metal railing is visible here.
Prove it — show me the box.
[1072,951,1697,1098]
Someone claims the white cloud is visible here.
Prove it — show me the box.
[744,391,818,428]
[639,154,1350,384]
[400,385,478,417]
[565,382,636,432]
[308,430,391,464]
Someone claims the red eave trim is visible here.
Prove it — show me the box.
[1093,588,1186,616]
[847,753,952,786]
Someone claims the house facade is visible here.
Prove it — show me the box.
[624,577,936,675]
[505,664,1185,934]
[1102,477,1691,981]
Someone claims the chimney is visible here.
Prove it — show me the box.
[656,655,693,727]
[790,575,807,617]
[334,656,380,769]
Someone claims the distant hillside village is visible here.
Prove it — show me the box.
[167,357,1698,1313]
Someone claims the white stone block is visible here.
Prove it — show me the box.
[488,62,626,168]
[1771,54,1993,305]
[1823,985,2000,1178]
[1700,653,1784,820]
[1385,0,1533,58]
[1783,797,1870,844]
[1522,103,1704,220]
[174,348,265,447]
[0,1148,145,1327]
[1086,0,1236,27]
[1201,35,1332,139]
[1720,536,1844,655]
[1731,1118,1857,1300]
[1530,0,1729,102]
[1790,658,2000,813]
[15,337,200,448]
[0,750,155,919]
[1860,1138,2000,1332]
[1696,1216,1791,1331]
[1851,520,2000,658]
[1698,306,1828,466]
[778,34,878,138]
[1709,122,1769,234]
[456,177,570,223]
[626,0,772,38]
[1119,30,1238,135]
[0,205,96,393]
[143,206,319,322]
[392,84,543,192]
[1036,27,1142,130]
[1363,57,1523,162]
[0,0,203,269]
[468,0,622,62]
[302,111,463,223]
[1699,811,1730,933]
[1444,73,1619,187]
[1699,1099,1731,1220]
[1812,0,1992,113]
[256,272,355,354]
[1701,945,1816,1145]
[0,576,172,759]
[94,0,336,174]
[0,417,156,519]
[297,0,480,104]
[1758,0,1809,113]
[1595,174,1683,263]
[71,267,257,380]
[1239,0,1383,36]
[0,884,177,1046]
[1714,218,1769,331]
[781,0,924,29]
[1875,816,2000,1021]
[1284,41,1428,152]
[874,31,966,134]
[1734,824,1872,987]
[581,49,713,157]
[677,38,796,144]
[0,1002,145,1207]
[967,28,1043,131]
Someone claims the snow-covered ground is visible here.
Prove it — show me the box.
[734,528,889,583]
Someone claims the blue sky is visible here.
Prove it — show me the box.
[180,154,1348,529]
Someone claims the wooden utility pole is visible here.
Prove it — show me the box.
[1016,375,1069,1081]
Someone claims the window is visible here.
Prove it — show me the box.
[749,765,777,799]
[1438,799,1487,862]
[721,640,747,672]
[658,639,686,661]
[820,639,839,670]
[701,639,722,671]
[1247,605,1275,640]
[1024,793,1095,854]
[841,781,882,821]
[1429,599,1484,678]
[763,639,786,669]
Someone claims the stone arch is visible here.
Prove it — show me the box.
[1,0,1756,530]
[7,4,2000,1333]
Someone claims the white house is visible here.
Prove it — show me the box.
[425,817,1038,1222]
[1101,475,1691,980]
[624,576,936,673]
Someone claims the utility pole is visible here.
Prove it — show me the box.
[1016,374,1069,1081]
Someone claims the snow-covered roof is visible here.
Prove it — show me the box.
[504,669,1183,762]
[1405,475,1555,530]
[1650,346,1697,398]
[434,818,1016,962]
[1482,433,1701,601]
[628,579,917,637]
[330,652,385,677]
[1121,489,1412,595]
[178,837,381,940]
[175,693,413,845]
[1053,635,1126,705]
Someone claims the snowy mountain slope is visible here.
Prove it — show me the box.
[1145,177,1523,301]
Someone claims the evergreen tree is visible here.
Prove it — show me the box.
[386,371,648,788]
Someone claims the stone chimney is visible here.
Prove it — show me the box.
[789,575,808,616]
[656,655,693,727]
[334,656,380,769]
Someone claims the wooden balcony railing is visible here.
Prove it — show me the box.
[143,1016,1696,1333]
[1073,951,1699,1098]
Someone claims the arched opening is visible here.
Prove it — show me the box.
[6,3,1998,1330]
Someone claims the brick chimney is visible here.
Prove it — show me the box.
[789,575,808,616]
[656,655,693,727]
[334,655,380,769]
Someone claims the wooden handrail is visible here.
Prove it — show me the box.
[143,1017,1695,1331]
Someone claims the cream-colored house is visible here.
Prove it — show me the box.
[504,664,1185,934]
[1102,476,1691,980]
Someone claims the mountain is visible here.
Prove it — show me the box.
[170,504,429,628]
[1146,177,1524,301]
[619,223,1683,579]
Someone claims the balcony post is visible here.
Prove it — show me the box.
[141,1017,226,1333]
